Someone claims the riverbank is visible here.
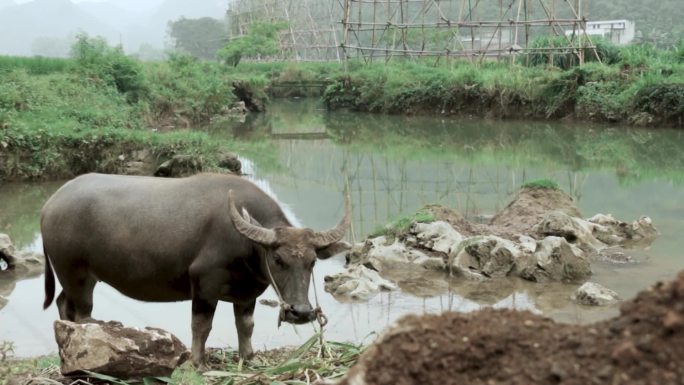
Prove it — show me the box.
[321,48,684,128]
[3,38,684,182]
[0,36,271,181]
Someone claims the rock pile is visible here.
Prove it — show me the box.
[325,186,658,301]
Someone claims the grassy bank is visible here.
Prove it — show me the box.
[0,36,271,181]
[322,44,684,128]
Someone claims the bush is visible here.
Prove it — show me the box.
[71,33,147,102]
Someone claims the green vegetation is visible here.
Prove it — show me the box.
[322,43,684,128]
[0,55,71,74]
[0,35,271,181]
[218,22,287,67]
[370,210,435,238]
[1,334,363,385]
[522,179,560,190]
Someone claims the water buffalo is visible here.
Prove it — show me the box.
[41,173,351,365]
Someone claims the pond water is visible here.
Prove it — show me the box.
[2,99,684,357]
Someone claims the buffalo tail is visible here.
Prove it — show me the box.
[43,247,55,310]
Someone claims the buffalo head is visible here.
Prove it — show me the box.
[229,191,351,324]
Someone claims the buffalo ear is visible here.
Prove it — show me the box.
[316,241,351,260]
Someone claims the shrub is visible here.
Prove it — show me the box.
[71,33,147,102]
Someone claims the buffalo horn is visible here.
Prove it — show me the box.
[311,193,352,248]
[228,190,278,246]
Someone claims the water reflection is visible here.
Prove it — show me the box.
[1,99,684,356]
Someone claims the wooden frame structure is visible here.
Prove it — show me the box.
[226,0,599,64]
[340,0,599,63]
[227,0,344,61]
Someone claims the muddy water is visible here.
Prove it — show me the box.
[2,99,684,357]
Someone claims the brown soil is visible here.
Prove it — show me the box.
[489,187,582,235]
[340,271,684,385]
[420,187,583,242]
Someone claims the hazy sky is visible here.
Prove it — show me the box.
[14,0,166,12]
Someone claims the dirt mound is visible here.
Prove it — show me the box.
[339,271,684,385]
[489,187,582,235]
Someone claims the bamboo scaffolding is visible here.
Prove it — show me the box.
[340,0,596,64]
[228,0,597,65]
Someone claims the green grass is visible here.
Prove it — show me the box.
[1,334,363,385]
[370,210,436,238]
[322,44,684,128]
[0,55,72,74]
[521,179,560,190]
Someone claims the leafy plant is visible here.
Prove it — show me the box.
[71,33,147,102]
[218,22,288,66]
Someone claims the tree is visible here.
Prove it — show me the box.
[168,17,227,60]
[217,21,287,66]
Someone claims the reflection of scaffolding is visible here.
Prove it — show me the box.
[340,0,599,63]
[227,0,343,61]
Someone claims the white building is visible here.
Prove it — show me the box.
[566,20,635,45]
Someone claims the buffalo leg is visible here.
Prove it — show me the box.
[56,291,74,320]
[56,275,97,322]
[191,297,217,366]
[234,300,256,359]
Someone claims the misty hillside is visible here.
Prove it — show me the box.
[0,0,117,56]
[0,0,226,57]
[0,0,15,11]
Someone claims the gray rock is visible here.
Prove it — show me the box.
[407,221,464,255]
[0,233,44,275]
[0,233,16,269]
[571,282,620,306]
[324,265,397,301]
[154,155,203,178]
[55,320,189,379]
[450,236,520,279]
[356,237,445,272]
[587,214,658,247]
[218,153,242,174]
[532,211,603,251]
[518,236,591,283]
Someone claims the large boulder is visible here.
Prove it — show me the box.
[449,236,522,280]
[349,236,446,272]
[405,221,464,255]
[324,265,397,301]
[55,320,189,379]
[517,236,591,283]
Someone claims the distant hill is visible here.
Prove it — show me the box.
[0,0,227,57]
[0,0,117,56]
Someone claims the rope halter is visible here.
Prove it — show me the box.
[264,256,327,328]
